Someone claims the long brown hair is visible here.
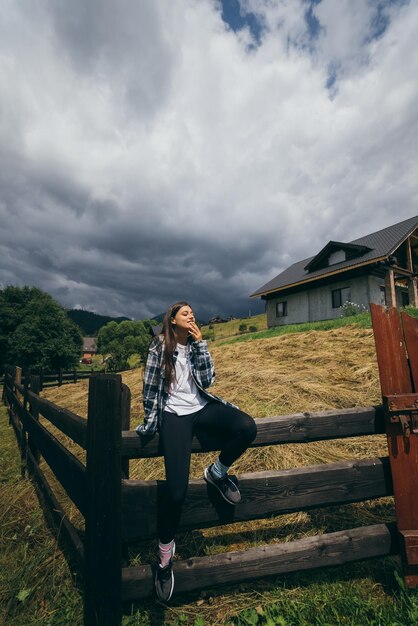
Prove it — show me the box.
[160,301,190,389]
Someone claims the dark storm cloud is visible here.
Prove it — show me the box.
[1,0,418,320]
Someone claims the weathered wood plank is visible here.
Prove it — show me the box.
[6,385,28,477]
[401,311,418,390]
[371,304,418,587]
[121,523,398,599]
[26,390,87,448]
[25,446,85,572]
[370,304,412,396]
[122,457,392,541]
[122,406,385,459]
[121,384,131,479]
[28,375,41,464]
[7,387,87,515]
[84,374,122,626]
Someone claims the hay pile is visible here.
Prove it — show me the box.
[39,325,394,624]
[43,325,385,481]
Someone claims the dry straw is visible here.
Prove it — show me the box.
[39,325,393,624]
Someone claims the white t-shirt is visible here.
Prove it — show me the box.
[164,343,208,415]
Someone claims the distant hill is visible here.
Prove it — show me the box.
[67,309,131,336]
[151,313,165,324]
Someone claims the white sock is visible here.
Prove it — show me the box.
[158,539,175,568]
[211,458,229,479]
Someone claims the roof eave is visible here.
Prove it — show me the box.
[250,255,387,298]
[387,222,418,257]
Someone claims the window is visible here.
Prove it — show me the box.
[332,287,351,308]
[379,286,386,305]
[402,291,409,307]
[276,301,287,317]
[328,250,346,265]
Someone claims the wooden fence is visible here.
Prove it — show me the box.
[2,304,418,625]
[0,368,94,390]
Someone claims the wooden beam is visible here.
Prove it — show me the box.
[371,304,418,586]
[84,374,123,626]
[26,390,87,449]
[123,406,385,459]
[384,269,397,307]
[26,447,85,572]
[407,237,414,272]
[121,457,392,541]
[408,280,418,308]
[121,523,398,599]
[7,387,87,515]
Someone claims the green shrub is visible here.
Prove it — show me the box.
[238,323,247,333]
[340,301,368,317]
[202,330,214,341]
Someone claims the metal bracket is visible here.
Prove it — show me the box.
[399,530,418,565]
[383,394,418,437]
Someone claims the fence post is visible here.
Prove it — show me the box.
[15,366,22,402]
[28,375,41,465]
[5,366,15,423]
[370,304,418,587]
[13,366,27,477]
[84,374,123,626]
[58,368,63,386]
[121,384,131,479]
[73,369,77,384]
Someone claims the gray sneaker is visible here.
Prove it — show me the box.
[204,464,241,505]
[154,559,174,602]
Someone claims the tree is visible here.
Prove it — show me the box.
[96,319,155,371]
[0,286,83,374]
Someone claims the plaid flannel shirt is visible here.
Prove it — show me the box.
[136,336,237,436]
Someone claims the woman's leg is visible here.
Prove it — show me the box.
[195,402,257,467]
[157,411,195,544]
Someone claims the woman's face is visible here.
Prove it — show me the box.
[172,305,195,332]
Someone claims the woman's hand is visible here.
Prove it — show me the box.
[188,321,202,342]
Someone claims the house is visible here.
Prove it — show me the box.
[251,215,418,327]
[82,337,97,359]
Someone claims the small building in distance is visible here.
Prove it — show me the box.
[251,215,418,328]
[82,337,97,359]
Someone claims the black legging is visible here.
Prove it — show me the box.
[157,401,257,543]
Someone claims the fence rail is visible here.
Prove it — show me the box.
[2,365,397,625]
[3,305,417,625]
[0,368,94,390]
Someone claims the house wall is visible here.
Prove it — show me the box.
[266,274,386,327]
[368,275,386,306]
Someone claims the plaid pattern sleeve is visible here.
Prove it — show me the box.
[190,340,215,389]
[136,337,164,436]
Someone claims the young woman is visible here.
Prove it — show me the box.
[136,301,257,602]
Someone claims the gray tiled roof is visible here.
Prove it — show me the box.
[251,215,418,297]
[83,337,97,352]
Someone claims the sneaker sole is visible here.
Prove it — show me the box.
[155,567,174,602]
[204,467,241,505]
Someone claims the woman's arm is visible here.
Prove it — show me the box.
[190,339,215,389]
[136,338,162,435]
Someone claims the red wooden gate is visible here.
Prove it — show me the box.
[371,303,418,587]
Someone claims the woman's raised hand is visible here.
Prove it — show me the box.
[188,321,202,341]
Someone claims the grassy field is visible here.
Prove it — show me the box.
[201,313,268,342]
[2,319,418,625]
[200,312,374,348]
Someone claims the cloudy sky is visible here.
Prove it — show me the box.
[1,0,417,321]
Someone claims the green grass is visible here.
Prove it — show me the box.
[219,312,372,346]
[230,567,418,626]
[205,307,418,347]
[0,403,83,625]
[2,394,418,626]
[3,307,418,625]
[201,314,268,342]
